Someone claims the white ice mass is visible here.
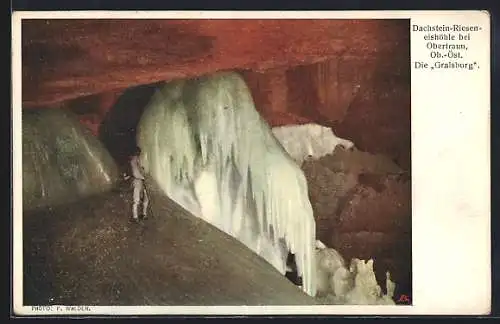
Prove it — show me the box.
[271,123,355,165]
[136,71,317,296]
[136,70,397,303]
[314,242,396,305]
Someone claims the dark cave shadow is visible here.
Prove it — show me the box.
[98,82,164,169]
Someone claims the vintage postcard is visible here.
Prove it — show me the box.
[11,10,491,316]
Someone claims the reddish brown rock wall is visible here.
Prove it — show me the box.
[302,147,411,301]
[22,19,409,107]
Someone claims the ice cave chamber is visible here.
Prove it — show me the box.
[21,18,412,306]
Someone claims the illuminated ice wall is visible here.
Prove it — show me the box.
[137,71,317,296]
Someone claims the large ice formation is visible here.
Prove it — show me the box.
[22,109,119,211]
[271,123,355,165]
[137,71,317,296]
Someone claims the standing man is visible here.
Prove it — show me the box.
[128,146,149,222]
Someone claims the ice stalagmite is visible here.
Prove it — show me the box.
[137,72,317,296]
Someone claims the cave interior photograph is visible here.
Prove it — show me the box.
[19,18,412,307]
